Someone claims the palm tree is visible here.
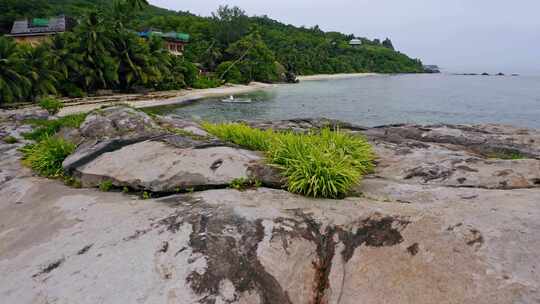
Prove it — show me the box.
[21,43,61,101]
[111,30,162,91]
[50,33,81,80]
[74,11,118,91]
[0,37,30,104]
[126,0,148,10]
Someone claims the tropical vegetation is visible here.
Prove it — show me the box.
[203,122,375,198]
[0,0,425,105]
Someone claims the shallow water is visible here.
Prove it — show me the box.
[147,74,540,129]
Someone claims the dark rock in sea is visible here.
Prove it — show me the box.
[481,72,490,76]
[423,65,441,73]
[496,72,505,76]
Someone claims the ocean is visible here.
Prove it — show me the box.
[148,74,540,129]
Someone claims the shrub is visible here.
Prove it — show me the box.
[216,61,244,84]
[38,97,64,115]
[193,75,222,89]
[203,123,375,198]
[99,180,113,192]
[23,113,87,141]
[20,136,75,177]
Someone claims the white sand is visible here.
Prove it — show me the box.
[58,82,273,116]
[297,73,378,81]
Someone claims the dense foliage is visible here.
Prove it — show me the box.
[0,0,424,105]
[203,122,375,198]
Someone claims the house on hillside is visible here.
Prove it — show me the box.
[7,16,76,45]
[138,29,190,56]
[349,38,362,47]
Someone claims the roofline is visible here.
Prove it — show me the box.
[6,32,62,37]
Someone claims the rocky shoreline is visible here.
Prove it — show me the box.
[1,106,540,303]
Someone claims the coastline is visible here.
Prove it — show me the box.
[297,72,378,81]
[57,82,273,116]
[5,73,380,117]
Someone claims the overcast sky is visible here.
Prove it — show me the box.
[150,0,540,75]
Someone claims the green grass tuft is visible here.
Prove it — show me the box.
[23,113,87,141]
[203,123,375,199]
[202,122,274,151]
[99,180,114,192]
[20,137,75,177]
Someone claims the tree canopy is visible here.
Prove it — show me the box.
[0,0,425,105]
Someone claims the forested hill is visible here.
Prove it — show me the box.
[1,0,424,75]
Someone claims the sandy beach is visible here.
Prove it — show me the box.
[57,82,273,116]
[297,72,378,81]
[10,74,379,117]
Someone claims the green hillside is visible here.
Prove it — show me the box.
[1,0,424,75]
[0,0,425,104]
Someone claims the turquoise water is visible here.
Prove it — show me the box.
[148,74,540,128]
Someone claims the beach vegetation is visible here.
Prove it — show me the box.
[203,122,375,198]
[0,1,423,105]
[38,97,64,115]
[20,136,75,177]
[23,113,87,141]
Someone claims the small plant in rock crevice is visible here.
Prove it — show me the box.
[142,191,151,200]
[99,180,114,192]
[229,177,262,191]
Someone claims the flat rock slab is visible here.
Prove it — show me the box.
[74,140,263,192]
[373,142,540,189]
[1,180,539,304]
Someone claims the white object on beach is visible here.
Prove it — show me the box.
[221,95,252,103]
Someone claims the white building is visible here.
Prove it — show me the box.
[349,39,362,47]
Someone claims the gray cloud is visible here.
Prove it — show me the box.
[150,0,540,75]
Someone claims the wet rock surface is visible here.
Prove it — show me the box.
[1,109,540,303]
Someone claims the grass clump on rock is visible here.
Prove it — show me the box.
[20,136,75,177]
[23,113,87,141]
[203,122,375,198]
[20,113,86,178]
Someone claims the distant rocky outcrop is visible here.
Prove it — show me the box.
[1,105,540,303]
[423,65,440,73]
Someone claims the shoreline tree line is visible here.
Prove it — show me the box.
[0,0,424,104]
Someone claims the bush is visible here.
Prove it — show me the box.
[23,113,87,141]
[216,61,244,84]
[38,97,64,115]
[20,136,75,177]
[203,123,375,198]
[193,75,222,89]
